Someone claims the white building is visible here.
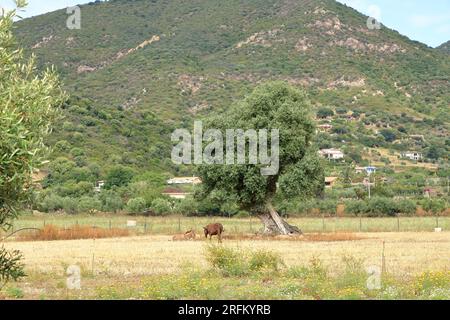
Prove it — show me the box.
[162,188,191,199]
[319,149,345,160]
[356,166,377,174]
[94,180,105,193]
[167,177,202,185]
[401,151,422,161]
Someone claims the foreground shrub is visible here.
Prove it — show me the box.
[206,246,248,277]
[335,256,367,290]
[413,271,450,299]
[0,248,25,289]
[206,246,284,277]
[249,250,284,272]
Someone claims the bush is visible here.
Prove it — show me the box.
[77,196,102,214]
[344,200,368,216]
[287,199,316,216]
[318,199,338,215]
[38,194,65,212]
[366,197,398,217]
[396,199,417,216]
[62,197,79,214]
[249,250,284,272]
[345,198,417,217]
[206,246,248,277]
[105,165,135,189]
[100,190,123,213]
[206,246,284,277]
[150,198,172,216]
[420,199,447,215]
[316,107,334,119]
[126,197,147,214]
[174,198,198,216]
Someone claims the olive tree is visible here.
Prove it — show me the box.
[0,3,65,287]
[196,82,324,235]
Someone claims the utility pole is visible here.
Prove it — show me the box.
[366,165,376,199]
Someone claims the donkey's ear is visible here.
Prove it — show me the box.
[203,227,207,230]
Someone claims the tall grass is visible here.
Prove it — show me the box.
[18,225,130,241]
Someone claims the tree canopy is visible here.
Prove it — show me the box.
[0,4,65,287]
[196,82,324,234]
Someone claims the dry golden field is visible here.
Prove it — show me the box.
[5,232,449,277]
[2,215,449,299]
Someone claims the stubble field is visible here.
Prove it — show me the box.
[1,216,449,300]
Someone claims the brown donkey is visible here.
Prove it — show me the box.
[203,223,224,243]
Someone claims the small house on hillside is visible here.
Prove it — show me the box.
[167,176,202,185]
[319,148,344,160]
[400,151,422,161]
[162,188,191,199]
[355,166,377,175]
[94,180,105,193]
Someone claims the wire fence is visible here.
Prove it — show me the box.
[2,216,449,238]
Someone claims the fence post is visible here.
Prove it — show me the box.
[178,216,181,232]
[397,215,400,232]
[381,241,386,274]
[436,215,439,228]
[359,217,362,232]
[92,239,96,276]
[144,218,147,234]
[322,214,325,232]
[109,220,112,230]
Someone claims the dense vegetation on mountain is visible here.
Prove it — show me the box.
[11,0,449,215]
[437,40,450,54]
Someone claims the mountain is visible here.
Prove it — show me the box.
[14,0,450,179]
[437,41,450,54]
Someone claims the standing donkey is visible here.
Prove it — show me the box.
[203,223,225,243]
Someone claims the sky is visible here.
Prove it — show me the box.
[1,0,449,48]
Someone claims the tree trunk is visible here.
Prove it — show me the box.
[258,203,302,235]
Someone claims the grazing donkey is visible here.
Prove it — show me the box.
[203,223,224,243]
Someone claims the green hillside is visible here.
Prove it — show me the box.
[13,0,450,185]
[438,40,450,54]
